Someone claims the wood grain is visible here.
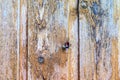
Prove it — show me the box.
[115,0,120,79]
[79,0,120,80]
[28,0,78,80]
[0,0,120,80]
[0,0,18,80]
[20,0,28,80]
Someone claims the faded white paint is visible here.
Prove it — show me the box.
[39,7,44,20]
[21,5,27,46]
[70,18,78,80]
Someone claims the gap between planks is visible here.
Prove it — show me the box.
[77,0,80,80]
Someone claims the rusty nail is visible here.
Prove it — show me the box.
[62,42,70,50]
[38,56,44,64]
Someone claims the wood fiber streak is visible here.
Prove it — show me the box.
[20,0,28,80]
[0,0,120,80]
[115,0,120,79]
[79,0,120,80]
[28,0,78,80]
[0,0,18,80]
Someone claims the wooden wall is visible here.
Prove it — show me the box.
[79,0,120,80]
[27,0,78,80]
[0,0,120,80]
[0,0,18,79]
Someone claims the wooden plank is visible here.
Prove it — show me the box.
[79,0,97,80]
[114,0,120,80]
[28,0,78,80]
[20,0,28,80]
[0,0,18,80]
[79,0,120,80]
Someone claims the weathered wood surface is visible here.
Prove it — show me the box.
[79,0,120,80]
[20,0,28,80]
[28,0,78,80]
[0,0,18,80]
[0,0,120,80]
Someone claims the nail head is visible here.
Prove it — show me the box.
[38,56,44,64]
[81,1,88,9]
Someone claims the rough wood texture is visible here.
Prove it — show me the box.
[115,0,120,80]
[0,0,120,80]
[28,0,78,80]
[0,0,18,80]
[79,0,120,80]
[20,0,28,80]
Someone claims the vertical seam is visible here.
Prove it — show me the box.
[26,1,28,80]
[77,0,80,80]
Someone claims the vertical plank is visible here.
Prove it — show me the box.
[20,0,28,80]
[68,1,79,80]
[28,0,78,80]
[114,0,120,79]
[0,0,18,80]
[79,0,97,80]
[79,0,120,80]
